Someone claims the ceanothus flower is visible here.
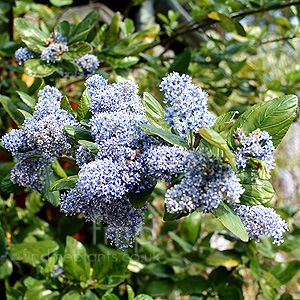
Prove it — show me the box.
[233,204,288,245]
[76,145,94,167]
[233,128,275,171]
[74,54,100,77]
[160,72,215,137]
[15,47,35,65]
[165,150,244,214]
[1,129,28,154]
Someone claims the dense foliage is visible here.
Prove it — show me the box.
[1,0,300,299]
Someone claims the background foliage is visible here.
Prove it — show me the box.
[1,0,300,299]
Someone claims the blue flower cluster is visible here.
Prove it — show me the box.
[73,54,100,77]
[233,128,275,171]
[160,72,215,137]
[1,86,79,190]
[15,47,35,65]
[41,32,68,63]
[165,150,244,214]
[51,265,66,279]
[233,204,288,245]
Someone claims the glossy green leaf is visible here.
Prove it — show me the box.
[0,259,13,280]
[176,276,210,295]
[60,96,74,116]
[50,175,78,192]
[180,211,202,245]
[17,91,36,110]
[168,232,193,252]
[163,208,188,221]
[206,250,241,267]
[247,157,271,180]
[115,56,139,69]
[57,20,70,38]
[25,191,44,214]
[77,89,91,121]
[1,172,25,193]
[78,140,98,156]
[228,95,298,149]
[139,279,174,297]
[143,92,170,132]
[103,12,121,48]
[212,111,238,132]
[169,47,191,74]
[60,59,82,72]
[50,0,73,7]
[238,170,274,205]
[127,285,135,300]
[129,186,155,209]
[0,95,24,125]
[140,263,174,278]
[24,59,56,78]
[10,241,59,266]
[51,158,67,178]
[136,238,161,256]
[24,280,60,300]
[18,109,33,119]
[61,290,81,300]
[14,18,47,53]
[135,295,153,300]
[68,11,98,43]
[140,124,188,148]
[269,261,300,285]
[198,127,237,171]
[212,202,249,242]
[93,254,129,289]
[41,167,60,206]
[62,41,92,60]
[64,236,90,282]
[64,125,92,141]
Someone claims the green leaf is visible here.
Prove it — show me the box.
[61,290,81,300]
[64,236,90,282]
[17,91,36,110]
[139,279,174,297]
[206,250,241,267]
[140,124,188,148]
[51,158,67,178]
[24,280,60,300]
[78,140,98,156]
[18,109,33,119]
[207,11,232,23]
[115,56,139,69]
[169,47,191,74]
[0,260,13,280]
[212,202,249,242]
[212,111,238,132]
[64,125,92,141]
[247,157,271,180]
[60,96,75,116]
[57,20,70,38]
[228,95,298,149]
[25,191,44,214]
[68,11,98,43]
[10,241,59,266]
[62,41,92,60]
[24,59,56,78]
[1,172,25,193]
[168,231,193,252]
[14,18,47,53]
[180,211,202,245]
[50,175,78,192]
[41,167,60,206]
[93,254,129,289]
[0,225,6,257]
[163,207,188,221]
[50,0,73,7]
[60,59,82,73]
[129,186,155,209]
[127,285,135,300]
[238,170,274,205]
[198,127,237,171]
[176,276,210,295]
[103,12,121,48]
[77,88,91,121]
[140,263,174,278]
[136,238,162,256]
[269,261,300,285]
[135,295,153,300]
[142,92,170,132]
[0,94,24,125]
[250,255,259,281]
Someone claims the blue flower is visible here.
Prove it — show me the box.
[15,47,35,65]
[233,204,288,245]
[74,54,100,77]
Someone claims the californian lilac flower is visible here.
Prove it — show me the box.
[234,128,275,171]
[41,32,68,63]
[140,145,188,183]
[15,47,35,65]
[88,79,144,115]
[165,150,244,214]
[90,112,148,149]
[51,265,66,279]
[11,149,53,191]
[160,72,215,137]
[85,74,108,98]
[1,129,28,154]
[233,204,288,245]
[74,54,100,77]
[76,146,94,167]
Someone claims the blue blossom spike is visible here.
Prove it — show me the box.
[160,72,215,137]
[233,204,288,245]
[76,146,94,167]
[74,54,100,77]
[165,150,244,214]
[15,47,35,65]
[234,128,275,171]
[1,129,28,154]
